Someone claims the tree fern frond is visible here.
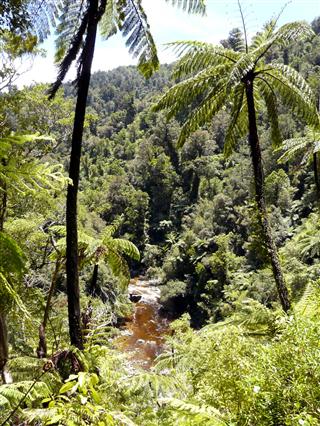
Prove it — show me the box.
[256,77,281,146]
[250,19,277,50]
[127,371,178,396]
[104,247,130,286]
[119,0,159,78]
[168,40,240,63]
[177,83,227,147]
[263,69,319,127]
[270,63,315,102]
[173,49,235,80]
[48,7,89,99]
[0,380,51,409]
[112,239,140,261]
[165,0,206,15]
[159,397,226,425]
[277,136,312,163]
[27,0,63,42]
[251,21,314,67]
[295,281,320,318]
[99,0,118,39]
[154,65,227,119]
[224,84,247,157]
[226,52,255,92]
[54,0,87,63]
[0,232,26,278]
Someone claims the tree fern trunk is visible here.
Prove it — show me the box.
[245,80,291,312]
[0,312,12,384]
[66,0,99,349]
[87,264,99,297]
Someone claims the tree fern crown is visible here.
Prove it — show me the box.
[154,21,319,155]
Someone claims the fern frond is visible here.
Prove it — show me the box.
[263,67,319,127]
[0,232,26,277]
[127,371,178,397]
[0,380,51,408]
[154,64,228,120]
[256,77,281,146]
[112,239,140,261]
[27,0,63,42]
[224,84,247,157]
[165,0,206,15]
[251,21,314,67]
[119,0,159,78]
[159,397,226,425]
[277,137,312,163]
[49,6,89,99]
[177,83,227,147]
[169,40,240,64]
[99,0,118,39]
[250,19,277,50]
[170,42,237,79]
[295,281,320,318]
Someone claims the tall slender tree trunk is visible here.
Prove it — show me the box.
[245,79,291,312]
[37,259,61,358]
[66,0,99,349]
[0,313,12,384]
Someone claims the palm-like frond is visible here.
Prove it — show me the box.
[159,397,226,425]
[262,65,319,128]
[256,77,281,146]
[155,64,229,119]
[250,21,314,66]
[165,0,206,15]
[250,19,277,50]
[110,239,140,261]
[170,41,240,78]
[177,82,227,147]
[0,232,30,316]
[224,84,247,156]
[118,0,159,78]
[27,0,64,42]
[277,127,320,164]
[0,134,69,193]
[295,281,320,318]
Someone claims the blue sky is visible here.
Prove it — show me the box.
[17,0,320,86]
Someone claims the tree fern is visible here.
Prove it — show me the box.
[155,20,318,312]
[159,397,226,425]
[0,134,69,195]
[277,126,320,177]
[294,280,320,318]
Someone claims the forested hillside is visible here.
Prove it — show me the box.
[1,1,320,424]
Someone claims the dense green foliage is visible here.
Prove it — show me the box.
[1,8,320,426]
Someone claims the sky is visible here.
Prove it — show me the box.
[16,0,320,87]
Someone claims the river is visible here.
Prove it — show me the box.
[114,277,169,370]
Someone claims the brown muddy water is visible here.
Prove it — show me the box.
[114,278,169,370]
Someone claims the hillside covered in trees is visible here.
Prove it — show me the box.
[1,0,320,424]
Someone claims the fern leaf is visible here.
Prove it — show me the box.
[159,397,226,425]
[256,77,281,146]
[177,82,227,147]
[224,83,247,157]
[165,0,206,15]
[263,67,319,128]
[112,239,140,261]
[118,0,159,78]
